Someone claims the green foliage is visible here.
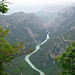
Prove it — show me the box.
[0,26,25,75]
[55,42,75,75]
[15,65,25,75]
[0,2,9,13]
[0,26,19,63]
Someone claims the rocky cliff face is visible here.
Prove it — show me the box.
[47,6,75,38]
[0,12,46,46]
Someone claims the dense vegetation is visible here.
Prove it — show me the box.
[55,42,75,75]
[0,26,26,75]
[0,1,30,75]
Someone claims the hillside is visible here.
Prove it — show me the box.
[30,6,75,75]
[0,12,46,46]
[47,6,75,39]
[30,37,71,75]
[63,26,75,40]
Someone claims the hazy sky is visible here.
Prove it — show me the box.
[10,0,75,5]
[6,0,75,14]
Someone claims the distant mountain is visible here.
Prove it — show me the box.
[0,12,46,47]
[36,6,65,24]
[47,6,75,39]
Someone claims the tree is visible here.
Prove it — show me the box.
[0,1,33,75]
[16,65,25,75]
[0,1,24,75]
[0,26,25,75]
[55,42,75,75]
[0,0,9,13]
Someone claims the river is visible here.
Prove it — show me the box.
[25,33,49,75]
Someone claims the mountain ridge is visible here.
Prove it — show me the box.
[0,12,47,46]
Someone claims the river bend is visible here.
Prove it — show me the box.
[25,33,49,75]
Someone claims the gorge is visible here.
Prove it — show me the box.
[0,4,75,75]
